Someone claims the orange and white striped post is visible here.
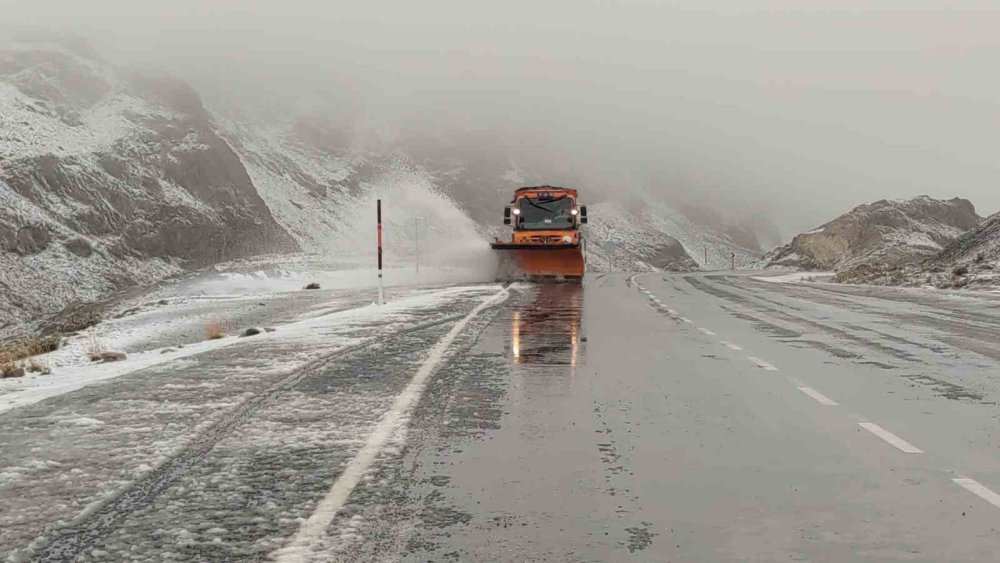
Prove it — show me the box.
[377,199,384,305]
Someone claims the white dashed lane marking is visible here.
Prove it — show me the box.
[858,422,923,454]
[747,357,779,371]
[640,274,995,511]
[953,478,1000,509]
[797,387,838,406]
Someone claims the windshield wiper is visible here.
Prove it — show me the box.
[524,196,566,213]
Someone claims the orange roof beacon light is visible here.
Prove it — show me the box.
[490,186,588,281]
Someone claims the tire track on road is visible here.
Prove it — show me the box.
[26,310,481,562]
[683,276,990,401]
[686,276,919,363]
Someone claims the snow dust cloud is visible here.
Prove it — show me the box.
[336,164,500,282]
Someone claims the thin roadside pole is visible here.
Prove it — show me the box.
[414,216,420,276]
[377,199,384,305]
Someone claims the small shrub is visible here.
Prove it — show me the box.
[975,252,986,263]
[952,264,969,276]
[99,351,127,362]
[205,321,226,340]
[27,357,51,375]
[0,336,60,367]
[304,282,321,290]
[85,335,106,362]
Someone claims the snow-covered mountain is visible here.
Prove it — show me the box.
[583,198,760,272]
[0,35,296,331]
[1,34,775,333]
[762,196,981,273]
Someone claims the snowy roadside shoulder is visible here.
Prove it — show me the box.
[0,284,499,414]
[751,271,836,284]
[752,269,1000,297]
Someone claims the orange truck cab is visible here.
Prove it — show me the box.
[491,186,588,280]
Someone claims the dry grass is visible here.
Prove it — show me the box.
[1,360,20,378]
[27,356,51,375]
[0,335,61,375]
[205,321,227,340]
[85,335,107,362]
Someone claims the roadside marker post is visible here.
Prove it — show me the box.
[377,199,384,305]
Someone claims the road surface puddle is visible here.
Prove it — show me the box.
[507,282,585,368]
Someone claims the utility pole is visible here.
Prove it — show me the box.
[731,251,736,271]
[704,246,708,267]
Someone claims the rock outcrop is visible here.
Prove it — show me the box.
[763,196,981,272]
[896,211,1000,290]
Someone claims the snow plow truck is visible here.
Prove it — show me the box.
[491,186,588,280]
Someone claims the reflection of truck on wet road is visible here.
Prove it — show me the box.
[509,282,583,368]
[491,186,588,280]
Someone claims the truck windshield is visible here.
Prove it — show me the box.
[517,197,575,230]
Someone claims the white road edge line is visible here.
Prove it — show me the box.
[858,422,923,454]
[719,341,743,351]
[273,287,510,562]
[698,328,716,336]
[797,386,838,406]
[953,478,1000,509]
[748,357,779,371]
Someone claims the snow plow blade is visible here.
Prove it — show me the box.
[491,243,585,281]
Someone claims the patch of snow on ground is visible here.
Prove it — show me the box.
[0,277,496,414]
[752,271,836,284]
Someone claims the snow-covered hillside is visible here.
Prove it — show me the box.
[224,119,496,274]
[763,196,981,273]
[584,198,760,273]
[870,210,1000,290]
[0,35,295,332]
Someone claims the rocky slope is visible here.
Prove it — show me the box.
[763,196,981,273]
[583,198,760,272]
[0,35,296,331]
[867,211,1000,290]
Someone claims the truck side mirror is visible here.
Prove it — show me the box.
[579,205,588,224]
[503,207,511,225]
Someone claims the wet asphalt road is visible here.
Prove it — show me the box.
[3,273,1000,561]
[334,273,1000,562]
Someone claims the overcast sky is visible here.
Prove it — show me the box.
[4,0,1000,233]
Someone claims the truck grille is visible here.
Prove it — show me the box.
[526,235,569,244]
